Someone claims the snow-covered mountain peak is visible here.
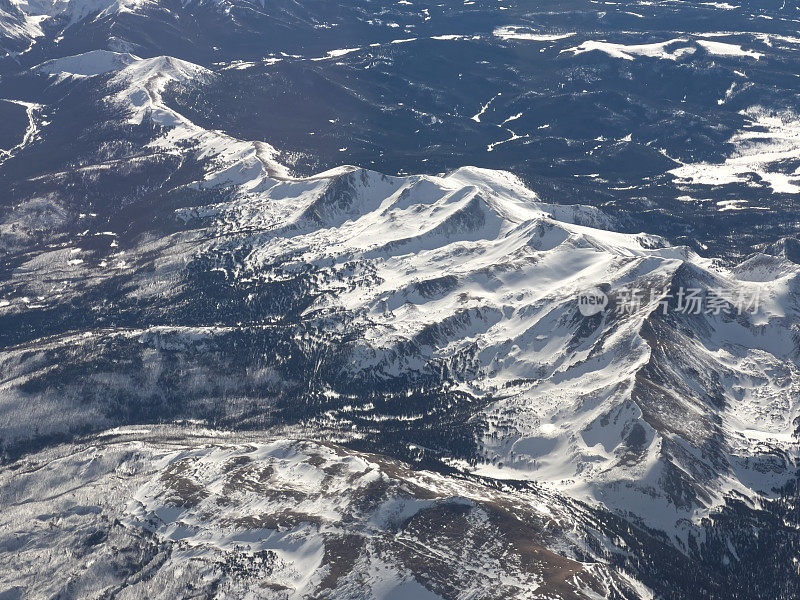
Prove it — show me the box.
[34,48,139,75]
[111,54,212,89]
[105,55,210,123]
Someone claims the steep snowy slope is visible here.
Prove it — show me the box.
[0,0,43,52]
[0,0,151,56]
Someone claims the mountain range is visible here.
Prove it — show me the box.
[1,0,799,598]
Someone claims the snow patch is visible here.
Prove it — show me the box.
[493,26,575,42]
[564,38,695,61]
[670,107,800,194]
